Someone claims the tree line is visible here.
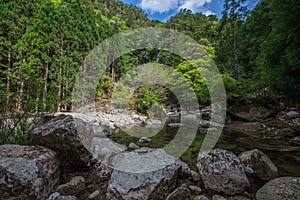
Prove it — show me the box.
[0,0,299,114]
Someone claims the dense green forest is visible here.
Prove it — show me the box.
[0,0,299,114]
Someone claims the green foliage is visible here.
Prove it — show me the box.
[216,0,248,78]
[260,0,300,102]
[132,86,159,113]
[0,112,37,145]
[221,73,239,99]
[240,0,272,76]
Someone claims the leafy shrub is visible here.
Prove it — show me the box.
[0,112,38,145]
[131,86,159,113]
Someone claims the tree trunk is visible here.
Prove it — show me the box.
[233,21,238,80]
[17,58,25,112]
[57,63,62,112]
[17,78,24,112]
[6,52,11,111]
[232,1,239,80]
[43,62,49,111]
[57,39,63,112]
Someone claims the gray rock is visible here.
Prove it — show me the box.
[33,114,94,168]
[197,149,249,195]
[199,120,210,128]
[182,114,198,121]
[190,170,201,182]
[244,166,254,174]
[289,136,300,146]
[225,114,232,124]
[138,136,151,143]
[178,160,192,179]
[256,177,300,200]
[188,185,202,195]
[212,195,227,200]
[167,123,184,127]
[166,185,191,200]
[87,190,101,200]
[104,148,182,200]
[93,138,127,160]
[290,118,300,131]
[0,145,60,199]
[194,195,209,200]
[239,149,278,181]
[285,111,300,120]
[33,114,126,168]
[48,192,78,200]
[228,195,251,200]
[145,119,162,125]
[201,107,212,118]
[128,143,140,150]
[56,176,85,196]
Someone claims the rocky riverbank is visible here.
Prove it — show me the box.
[1,108,299,199]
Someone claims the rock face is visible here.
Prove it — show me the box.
[33,114,126,168]
[0,145,60,199]
[239,149,278,181]
[197,149,250,195]
[103,148,182,200]
[256,177,300,200]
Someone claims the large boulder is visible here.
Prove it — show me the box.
[101,148,182,200]
[197,149,250,195]
[33,114,126,169]
[256,177,300,200]
[33,114,93,168]
[239,149,278,181]
[0,145,60,199]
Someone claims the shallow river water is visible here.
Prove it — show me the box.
[112,123,300,178]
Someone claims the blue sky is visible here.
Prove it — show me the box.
[120,0,258,22]
[120,0,226,21]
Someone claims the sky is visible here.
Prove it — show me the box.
[120,0,225,21]
[120,0,258,22]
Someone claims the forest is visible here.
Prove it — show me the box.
[0,0,299,114]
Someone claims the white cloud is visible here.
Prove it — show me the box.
[139,0,212,14]
[203,9,215,16]
[139,0,179,13]
[178,0,212,13]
